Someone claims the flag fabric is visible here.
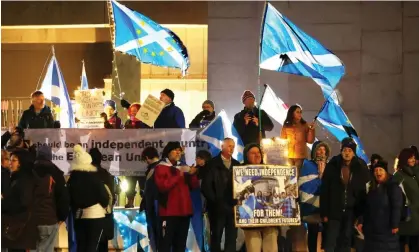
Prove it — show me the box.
[110,0,189,75]
[260,84,289,125]
[317,97,369,163]
[198,110,244,162]
[81,60,89,90]
[39,53,75,128]
[66,211,77,252]
[260,3,345,98]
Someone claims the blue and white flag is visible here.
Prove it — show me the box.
[317,96,369,163]
[198,110,244,162]
[260,3,345,98]
[39,51,75,128]
[111,0,189,75]
[81,60,89,90]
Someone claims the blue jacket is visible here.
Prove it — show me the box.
[154,103,185,128]
[298,141,330,223]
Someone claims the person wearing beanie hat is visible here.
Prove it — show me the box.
[124,103,150,129]
[67,145,110,252]
[201,138,241,252]
[154,141,199,252]
[154,89,185,128]
[298,141,331,252]
[356,159,403,252]
[233,90,274,145]
[320,137,369,252]
[89,148,116,252]
[103,100,122,129]
[189,100,216,128]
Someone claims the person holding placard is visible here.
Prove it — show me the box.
[154,89,185,129]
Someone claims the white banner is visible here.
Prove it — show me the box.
[74,89,105,129]
[25,129,206,176]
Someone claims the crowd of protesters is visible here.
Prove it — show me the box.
[1,89,418,252]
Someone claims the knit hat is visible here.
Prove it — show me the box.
[161,89,175,101]
[104,100,116,111]
[37,145,52,161]
[202,100,215,110]
[372,160,388,173]
[242,90,255,104]
[71,144,96,172]
[162,141,182,159]
[341,137,357,153]
[89,148,102,166]
[243,143,263,165]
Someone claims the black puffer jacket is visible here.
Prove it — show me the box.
[320,155,369,220]
[18,105,54,129]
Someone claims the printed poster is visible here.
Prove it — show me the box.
[233,165,300,227]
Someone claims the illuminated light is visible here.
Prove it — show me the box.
[261,138,272,145]
[121,179,129,192]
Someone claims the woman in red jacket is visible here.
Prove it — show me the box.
[154,141,199,252]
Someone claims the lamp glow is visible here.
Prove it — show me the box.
[121,179,129,193]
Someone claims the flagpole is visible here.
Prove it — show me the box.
[106,0,124,100]
[258,2,269,144]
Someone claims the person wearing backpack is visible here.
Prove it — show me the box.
[356,160,403,252]
[32,145,70,251]
[393,148,419,252]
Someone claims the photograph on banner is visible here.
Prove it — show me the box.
[233,165,300,227]
[261,137,289,166]
[136,94,165,127]
[24,128,208,176]
[74,89,105,128]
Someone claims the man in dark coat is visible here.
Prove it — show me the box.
[18,91,54,129]
[154,89,185,128]
[320,137,370,252]
[201,138,240,252]
[189,100,216,129]
[233,90,274,145]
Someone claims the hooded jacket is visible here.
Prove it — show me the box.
[298,141,331,223]
[320,154,369,220]
[67,150,109,219]
[154,158,199,216]
[33,145,69,222]
[18,105,54,129]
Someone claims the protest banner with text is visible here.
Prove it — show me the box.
[74,89,105,128]
[25,129,205,176]
[233,165,300,227]
[136,94,165,127]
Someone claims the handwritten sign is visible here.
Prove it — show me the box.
[74,89,105,129]
[261,138,289,166]
[136,94,165,127]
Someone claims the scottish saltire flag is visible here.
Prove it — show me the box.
[239,194,256,219]
[80,60,89,90]
[66,211,77,252]
[111,0,189,75]
[260,3,345,98]
[187,189,203,252]
[114,211,151,252]
[299,160,321,217]
[39,52,75,128]
[199,110,244,162]
[317,97,369,163]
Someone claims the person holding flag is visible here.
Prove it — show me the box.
[280,105,315,172]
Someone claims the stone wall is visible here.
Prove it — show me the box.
[208,1,419,165]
